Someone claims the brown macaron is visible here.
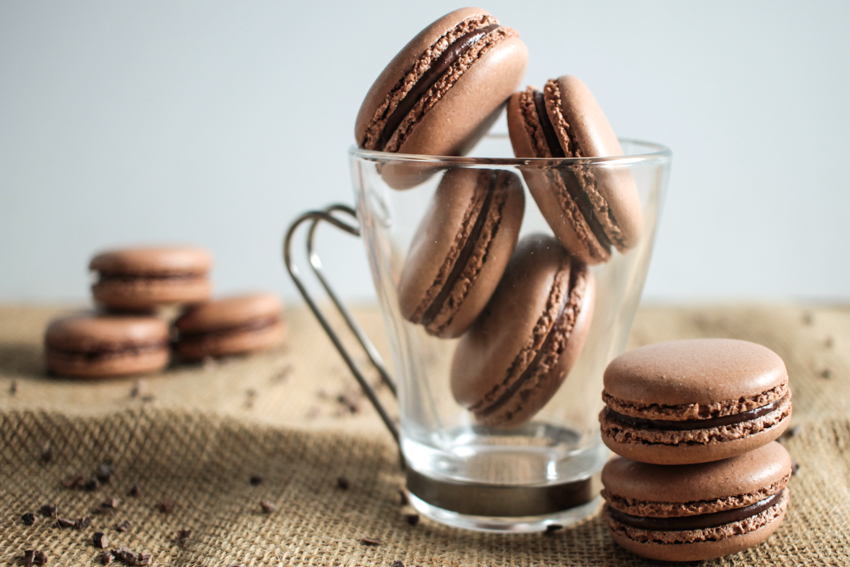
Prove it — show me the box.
[90,246,212,311]
[44,312,169,378]
[451,234,595,428]
[600,339,792,465]
[175,293,285,360]
[507,76,643,264]
[356,8,527,188]
[602,442,792,562]
[397,168,524,338]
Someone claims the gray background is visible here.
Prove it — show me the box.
[2,1,848,303]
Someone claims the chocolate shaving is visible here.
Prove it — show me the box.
[62,472,85,489]
[39,504,57,518]
[157,498,174,514]
[336,476,350,490]
[360,537,384,546]
[116,520,131,532]
[260,499,276,514]
[75,516,91,529]
[56,518,76,529]
[405,513,419,526]
[21,512,35,525]
[93,532,110,549]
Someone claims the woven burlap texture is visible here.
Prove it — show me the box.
[1,304,849,566]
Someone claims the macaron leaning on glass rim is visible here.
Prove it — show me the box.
[397,168,525,338]
[174,292,285,360]
[599,338,792,465]
[601,442,792,562]
[44,312,170,378]
[451,233,595,428]
[90,246,212,311]
[355,7,528,189]
[507,75,643,265]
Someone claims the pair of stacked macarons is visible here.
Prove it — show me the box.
[598,339,794,562]
[355,8,643,427]
[44,246,285,379]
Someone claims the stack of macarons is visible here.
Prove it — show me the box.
[44,245,285,379]
[598,339,794,561]
[356,8,645,428]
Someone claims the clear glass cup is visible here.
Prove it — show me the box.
[289,134,670,533]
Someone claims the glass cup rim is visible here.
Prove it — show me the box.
[348,134,671,166]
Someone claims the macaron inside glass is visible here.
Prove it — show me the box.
[44,312,170,378]
[174,292,285,360]
[451,234,595,428]
[507,75,643,264]
[602,442,792,562]
[397,168,524,338]
[600,339,792,465]
[356,7,528,188]
[90,246,212,311]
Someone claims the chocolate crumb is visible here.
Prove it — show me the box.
[391,562,405,567]
[75,516,91,529]
[176,528,191,544]
[116,520,131,532]
[137,553,152,566]
[56,518,76,529]
[249,475,262,486]
[128,484,140,497]
[398,489,408,506]
[10,380,17,395]
[337,393,360,414]
[545,523,564,535]
[101,551,113,565]
[21,512,35,525]
[157,498,174,514]
[41,446,53,464]
[825,336,835,348]
[40,504,57,518]
[24,550,48,566]
[792,461,801,476]
[141,394,156,403]
[96,463,113,483]
[821,368,832,379]
[359,537,383,546]
[801,311,813,325]
[405,513,419,526]
[260,499,276,514]
[98,497,120,511]
[337,476,350,490]
[93,531,110,549]
[61,472,85,489]
[85,478,101,491]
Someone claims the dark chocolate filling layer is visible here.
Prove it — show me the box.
[48,341,168,361]
[476,262,579,418]
[420,171,497,328]
[96,272,206,283]
[532,90,612,252]
[178,316,281,343]
[377,23,501,150]
[607,490,785,532]
[607,396,788,431]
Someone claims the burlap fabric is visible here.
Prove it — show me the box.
[1,304,848,566]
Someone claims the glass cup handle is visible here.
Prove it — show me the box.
[283,203,400,448]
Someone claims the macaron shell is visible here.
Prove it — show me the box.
[486,263,595,428]
[603,339,789,407]
[507,91,609,265]
[92,278,211,311]
[600,404,792,465]
[601,442,792,506]
[175,293,283,333]
[397,169,524,338]
[550,76,643,251]
[46,349,169,379]
[609,503,786,562]
[90,246,212,275]
[176,320,285,361]
[45,313,169,350]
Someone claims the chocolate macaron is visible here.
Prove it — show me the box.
[175,292,285,360]
[356,8,527,187]
[507,76,643,264]
[602,442,792,562]
[45,313,169,378]
[451,234,594,428]
[91,246,212,311]
[398,168,524,338]
[600,339,792,465]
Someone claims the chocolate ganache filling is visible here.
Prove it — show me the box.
[420,171,498,328]
[49,341,168,361]
[532,90,612,252]
[96,272,205,283]
[179,316,281,343]
[377,23,501,150]
[607,490,786,532]
[476,262,580,417]
[607,396,788,431]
